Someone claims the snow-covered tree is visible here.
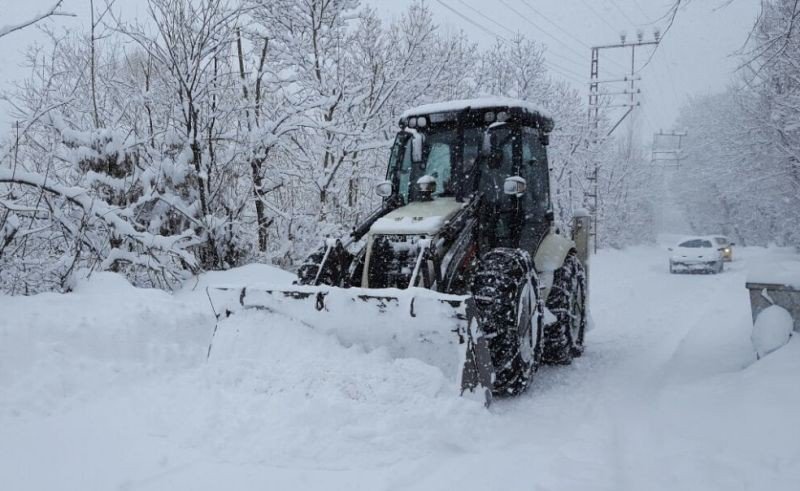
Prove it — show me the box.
[670,0,800,248]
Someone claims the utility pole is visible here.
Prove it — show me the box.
[651,129,688,167]
[587,29,660,253]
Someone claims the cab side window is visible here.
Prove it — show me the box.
[388,134,412,202]
[521,127,550,220]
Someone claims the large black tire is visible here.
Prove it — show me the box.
[296,243,352,286]
[543,253,587,364]
[471,248,542,396]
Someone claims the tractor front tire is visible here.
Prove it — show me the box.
[471,248,542,396]
[543,253,587,364]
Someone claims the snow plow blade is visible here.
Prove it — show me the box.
[206,285,495,405]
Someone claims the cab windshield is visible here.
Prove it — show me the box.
[387,125,514,203]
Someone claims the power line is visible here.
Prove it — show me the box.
[578,0,618,32]
[435,0,586,84]
[657,50,681,106]
[456,0,515,36]
[496,0,591,67]
[435,0,509,42]
[444,0,587,82]
[609,0,638,27]
[632,3,683,73]
[630,0,653,24]
[640,67,673,131]
[456,0,594,79]
[518,0,629,73]
[545,60,590,83]
[518,0,590,49]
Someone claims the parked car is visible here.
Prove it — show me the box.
[669,237,725,274]
[713,236,735,261]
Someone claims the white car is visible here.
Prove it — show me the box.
[668,237,725,274]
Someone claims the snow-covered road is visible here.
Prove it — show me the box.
[1,247,798,490]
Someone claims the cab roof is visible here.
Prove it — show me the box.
[400,97,554,132]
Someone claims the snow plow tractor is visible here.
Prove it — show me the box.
[208,98,590,405]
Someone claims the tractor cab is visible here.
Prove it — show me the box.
[377,98,555,253]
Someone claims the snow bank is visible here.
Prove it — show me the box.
[0,266,487,490]
[752,305,794,358]
[648,337,800,491]
[0,272,214,417]
[3,246,800,490]
[0,264,298,417]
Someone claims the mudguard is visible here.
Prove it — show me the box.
[534,231,576,296]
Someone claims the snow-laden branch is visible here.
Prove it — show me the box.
[0,0,76,39]
[0,168,199,272]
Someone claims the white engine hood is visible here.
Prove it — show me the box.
[369,197,464,235]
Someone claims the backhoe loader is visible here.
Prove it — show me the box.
[208,97,590,405]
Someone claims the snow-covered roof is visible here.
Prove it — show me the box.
[400,97,550,120]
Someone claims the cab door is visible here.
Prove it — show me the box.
[518,126,552,254]
[477,124,519,250]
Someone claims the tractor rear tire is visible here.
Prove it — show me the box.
[471,248,541,396]
[543,253,587,364]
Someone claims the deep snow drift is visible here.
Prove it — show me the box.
[1,247,799,490]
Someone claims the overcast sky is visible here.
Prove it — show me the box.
[0,0,761,143]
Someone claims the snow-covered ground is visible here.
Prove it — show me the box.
[1,246,798,490]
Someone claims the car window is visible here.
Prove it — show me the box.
[679,239,713,248]
[714,237,727,245]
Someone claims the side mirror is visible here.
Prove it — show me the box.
[667,248,673,252]
[730,242,735,246]
[503,176,526,197]
[374,180,393,197]
[545,210,554,222]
